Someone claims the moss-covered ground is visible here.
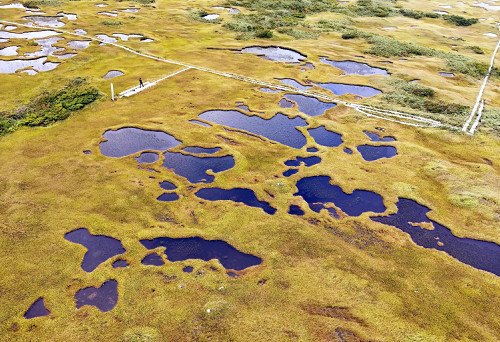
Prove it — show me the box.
[0,0,499,341]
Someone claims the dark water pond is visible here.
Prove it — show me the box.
[307,147,318,152]
[275,78,312,90]
[314,82,382,98]
[357,145,397,161]
[102,70,124,79]
[320,57,389,76]
[183,266,194,273]
[283,94,336,117]
[241,46,306,62]
[75,280,118,312]
[288,205,305,216]
[142,253,164,266]
[294,176,386,217]
[344,147,353,155]
[134,152,158,164]
[182,146,221,154]
[363,130,396,142]
[65,228,126,272]
[371,198,500,276]
[112,259,129,268]
[140,236,262,271]
[279,98,295,108]
[195,188,276,215]
[162,151,234,183]
[100,127,181,158]
[285,156,321,167]
[157,193,179,202]
[24,298,50,319]
[308,126,343,147]
[159,180,177,190]
[283,169,299,177]
[199,110,308,149]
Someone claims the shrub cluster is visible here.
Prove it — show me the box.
[0,78,101,136]
[445,15,478,26]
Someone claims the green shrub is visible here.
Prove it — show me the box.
[445,15,478,26]
[23,0,61,8]
[19,78,101,127]
[342,31,359,39]
[366,35,436,57]
[0,118,18,137]
[467,45,484,54]
[255,29,273,38]
[101,20,123,26]
[399,8,423,19]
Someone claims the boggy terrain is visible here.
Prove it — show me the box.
[0,0,499,341]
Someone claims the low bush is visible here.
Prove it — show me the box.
[1,78,101,136]
[255,29,273,38]
[467,46,484,54]
[101,20,123,26]
[445,15,478,26]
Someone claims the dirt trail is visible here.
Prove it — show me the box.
[0,20,443,128]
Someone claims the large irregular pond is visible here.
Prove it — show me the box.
[140,236,262,271]
[162,151,234,183]
[23,15,65,27]
[370,198,500,276]
[100,127,181,158]
[357,145,397,161]
[100,127,233,184]
[0,30,58,39]
[308,126,343,147]
[195,188,277,215]
[282,94,336,117]
[75,280,118,312]
[313,82,382,98]
[198,110,308,149]
[240,46,306,62]
[0,57,59,74]
[320,57,389,76]
[294,176,386,217]
[64,228,126,272]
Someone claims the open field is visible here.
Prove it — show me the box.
[0,0,499,341]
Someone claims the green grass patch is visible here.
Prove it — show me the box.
[0,77,101,136]
[101,20,124,26]
[23,0,61,8]
[444,14,478,26]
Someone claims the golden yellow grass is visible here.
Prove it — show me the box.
[0,0,499,341]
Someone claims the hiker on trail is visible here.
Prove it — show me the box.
[139,78,144,88]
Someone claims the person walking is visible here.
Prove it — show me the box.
[139,78,144,88]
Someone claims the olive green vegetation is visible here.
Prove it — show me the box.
[0,0,500,340]
[222,0,478,40]
[101,20,124,26]
[0,78,101,136]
